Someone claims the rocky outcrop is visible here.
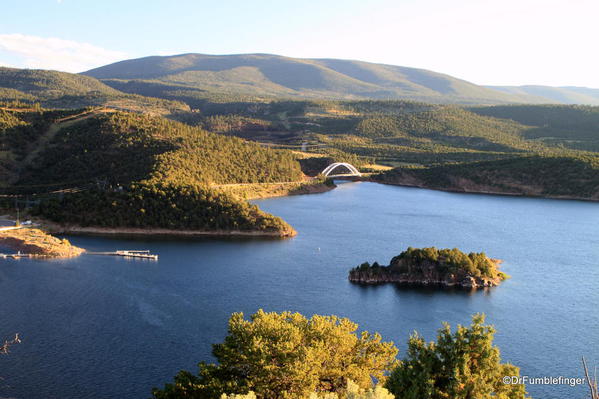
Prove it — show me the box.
[0,228,84,258]
[348,267,500,288]
[348,248,507,289]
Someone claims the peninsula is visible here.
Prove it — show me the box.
[348,247,508,289]
[0,227,84,258]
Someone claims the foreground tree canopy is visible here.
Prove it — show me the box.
[152,310,398,399]
[385,314,528,399]
[152,312,528,399]
[219,380,394,399]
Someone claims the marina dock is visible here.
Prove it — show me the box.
[1,250,158,260]
[87,250,159,260]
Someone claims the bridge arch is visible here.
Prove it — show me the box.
[320,162,361,177]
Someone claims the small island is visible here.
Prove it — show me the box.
[0,227,84,258]
[348,247,508,289]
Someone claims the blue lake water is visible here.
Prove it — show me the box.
[0,181,598,399]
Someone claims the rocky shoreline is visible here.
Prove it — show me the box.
[348,248,507,289]
[368,174,599,202]
[348,268,502,288]
[28,181,336,239]
[0,228,85,258]
[41,222,297,238]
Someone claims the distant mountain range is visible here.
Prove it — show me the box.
[83,53,555,105]
[486,85,599,105]
[1,53,598,106]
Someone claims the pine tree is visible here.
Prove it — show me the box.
[385,314,528,399]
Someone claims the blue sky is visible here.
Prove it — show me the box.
[1,0,598,87]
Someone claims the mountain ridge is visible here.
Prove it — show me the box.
[2,55,598,106]
[486,85,599,105]
[82,53,553,105]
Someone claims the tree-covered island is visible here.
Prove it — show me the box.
[349,247,508,289]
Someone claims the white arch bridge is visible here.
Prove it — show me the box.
[320,162,361,177]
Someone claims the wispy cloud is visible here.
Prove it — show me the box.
[0,34,127,72]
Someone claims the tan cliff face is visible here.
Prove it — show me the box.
[0,228,84,258]
[348,258,504,289]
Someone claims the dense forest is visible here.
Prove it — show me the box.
[389,247,504,280]
[33,183,293,234]
[0,106,81,185]
[16,111,304,188]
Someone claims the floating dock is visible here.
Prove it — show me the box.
[1,250,158,260]
[87,250,158,260]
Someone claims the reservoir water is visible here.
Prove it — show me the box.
[1,182,598,399]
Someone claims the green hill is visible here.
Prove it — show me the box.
[0,67,189,114]
[82,53,550,105]
[0,67,121,97]
[1,108,304,235]
[469,104,599,151]
[15,111,303,188]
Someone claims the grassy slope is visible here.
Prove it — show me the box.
[83,53,549,105]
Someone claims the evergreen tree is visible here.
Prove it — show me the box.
[385,314,528,399]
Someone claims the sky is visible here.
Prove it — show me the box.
[1,0,598,87]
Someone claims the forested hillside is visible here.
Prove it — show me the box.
[1,107,304,235]
[16,111,303,187]
[373,156,599,200]
[0,104,82,185]
[0,67,189,114]
[4,76,599,232]
[158,98,599,200]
